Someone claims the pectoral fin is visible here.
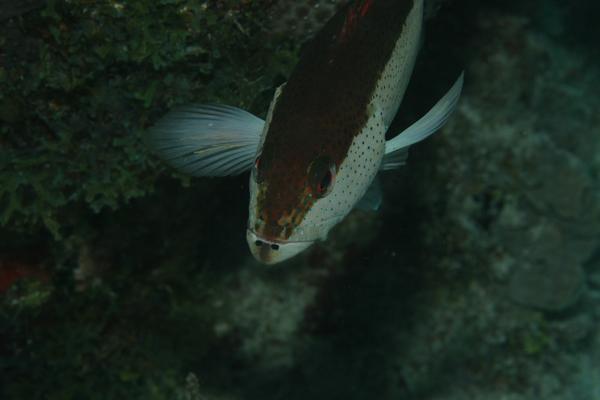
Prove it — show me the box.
[147,104,265,177]
[355,177,382,211]
[381,72,464,170]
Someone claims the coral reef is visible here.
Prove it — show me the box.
[1,0,599,399]
[268,0,346,40]
[0,0,297,237]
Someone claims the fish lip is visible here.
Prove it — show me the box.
[246,229,315,245]
[247,212,346,245]
[246,229,316,265]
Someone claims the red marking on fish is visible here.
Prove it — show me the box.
[359,0,375,16]
[339,9,356,41]
[340,0,375,42]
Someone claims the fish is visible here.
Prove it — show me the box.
[148,0,464,265]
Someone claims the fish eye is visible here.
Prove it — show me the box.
[308,156,336,198]
[317,170,333,195]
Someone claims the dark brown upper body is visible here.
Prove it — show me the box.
[254,0,415,239]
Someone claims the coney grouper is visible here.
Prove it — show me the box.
[148,0,464,265]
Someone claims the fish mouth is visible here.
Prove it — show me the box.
[246,229,314,265]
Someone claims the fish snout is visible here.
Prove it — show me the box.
[246,230,313,265]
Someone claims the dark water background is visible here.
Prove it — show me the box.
[1,0,599,399]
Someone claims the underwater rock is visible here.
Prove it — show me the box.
[267,0,346,40]
[508,260,584,312]
[179,373,241,400]
[510,135,597,222]
[378,4,600,398]
[588,253,600,290]
[208,209,380,372]
[74,242,110,292]
[0,0,46,20]
[315,209,382,264]
[551,313,595,344]
[499,216,590,311]
[589,272,600,290]
[211,263,319,371]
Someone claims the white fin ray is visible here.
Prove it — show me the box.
[221,156,255,176]
[380,148,409,170]
[207,147,256,174]
[148,104,265,177]
[381,72,464,170]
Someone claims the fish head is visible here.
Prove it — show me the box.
[246,101,385,265]
[247,152,343,265]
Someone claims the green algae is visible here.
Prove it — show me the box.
[0,1,299,398]
[0,0,298,238]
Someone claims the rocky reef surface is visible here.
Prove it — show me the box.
[1,1,599,399]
